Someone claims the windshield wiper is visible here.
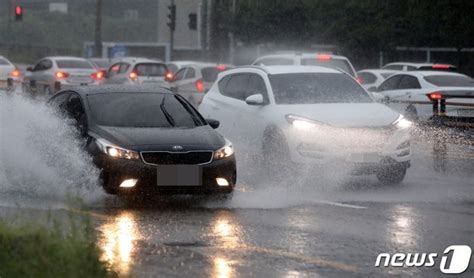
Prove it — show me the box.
[160,97,176,127]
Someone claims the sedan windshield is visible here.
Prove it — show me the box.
[423,75,474,87]
[134,63,167,76]
[270,73,372,104]
[87,93,204,128]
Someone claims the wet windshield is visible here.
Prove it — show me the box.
[270,73,372,104]
[423,75,474,87]
[56,60,94,69]
[87,93,203,127]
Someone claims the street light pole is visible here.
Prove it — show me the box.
[94,0,103,57]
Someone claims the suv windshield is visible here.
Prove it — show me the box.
[56,59,94,69]
[87,93,204,128]
[134,63,167,76]
[301,58,354,76]
[423,75,474,87]
[270,73,372,104]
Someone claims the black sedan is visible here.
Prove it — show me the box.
[48,85,236,195]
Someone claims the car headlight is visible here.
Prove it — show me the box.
[95,138,140,160]
[392,115,413,129]
[285,114,325,130]
[214,139,234,160]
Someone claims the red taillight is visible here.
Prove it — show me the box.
[129,71,138,80]
[165,72,174,81]
[10,69,21,77]
[432,64,450,69]
[91,70,105,80]
[195,79,204,93]
[427,92,443,100]
[216,64,226,71]
[55,71,69,79]
[355,77,363,84]
[316,54,332,61]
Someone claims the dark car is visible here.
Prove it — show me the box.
[47,85,236,195]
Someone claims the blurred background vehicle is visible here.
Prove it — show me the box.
[357,69,400,91]
[252,52,357,77]
[0,55,22,89]
[166,61,198,75]
[168,62,232,106]
[23,56,102,96]
[382,62,457,72]
[103,57,171,87]
[375,71,474,121]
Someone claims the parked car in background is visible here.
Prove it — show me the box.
[0,55,22,89]
[382,62,457,72]
[23,56,102,96]
[169,62,232,106]
[47,85,236,196]
[357,69,400,91]
[252,52,357,77]
[103,57,172,87]
[375,71,474,121]
[199,65,412,184]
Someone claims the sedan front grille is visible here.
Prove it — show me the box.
[141,151,213,165]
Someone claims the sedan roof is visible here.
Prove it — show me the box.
[65,84,174,96]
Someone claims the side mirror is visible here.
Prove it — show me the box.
[26,66,33,72]
[207,118,220,129]
[245,93,264,105]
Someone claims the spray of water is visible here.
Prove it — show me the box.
[0,93,104,208]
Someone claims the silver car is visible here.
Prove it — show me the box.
[0,55,22,89]
[24,56,101,96]
[103,57,171,87]
[169,62,231,106]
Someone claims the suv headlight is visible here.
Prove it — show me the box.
[392,115,413,129]
[95,138,140,160]
[214,139,234,160]
[285,114,326,130]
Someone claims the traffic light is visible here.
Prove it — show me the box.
[167,4,176,31]
[188,13,197,30]
[14,5,23,21]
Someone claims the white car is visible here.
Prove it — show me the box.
[382,62,457,72]
[252,52,357,77]
[199,66,412,184]
[0,55,21,89]
[375,71,474,121]
[103,57,171,87]
[357,69,399,91]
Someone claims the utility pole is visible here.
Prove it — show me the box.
[94,0,103,57]
[228,0,236,64]
[167,0,176,60]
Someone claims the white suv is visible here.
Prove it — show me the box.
[199,66,412,184]
[252,52,357,77]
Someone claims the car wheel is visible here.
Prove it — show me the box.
[376,165,407,185]
[262,130,294,180]
[405,105,418,121]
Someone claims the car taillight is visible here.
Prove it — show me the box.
[91,70,105,80]
[355,77,363,84]
[427,92,443,100]
[195,79,204,93]
[165,71,174,81]
[216,64,226,71]
[55,71,69,79]
[316,54,332,61]
[9,69,21,77]
[432,64,450,69]
[129,71,138,80]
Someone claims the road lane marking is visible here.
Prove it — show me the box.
[311,200,368,209]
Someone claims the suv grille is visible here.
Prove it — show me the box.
[141,151,213,165]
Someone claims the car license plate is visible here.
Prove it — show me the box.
[457,109,474,117]
[157,165,202,186]
[69,76,91,83]
[348,153,379,163]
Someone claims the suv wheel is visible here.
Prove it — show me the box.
[376,165,407,185]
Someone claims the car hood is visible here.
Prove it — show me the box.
[91,125,225,152]
[277,103,400,127]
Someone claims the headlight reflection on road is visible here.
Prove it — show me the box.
[212,257,233,278]
[98,211,141,275]
[389,205,419,249]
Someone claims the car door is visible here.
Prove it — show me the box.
[174,67,200,104]
[236,73,271,154]
[105,62,130,84]
[169,67,187,92]
[383,74,422,115]
[203,73,250,150]
[29,59,53,91]
[377,74,403,109]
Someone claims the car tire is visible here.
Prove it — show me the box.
[405,105,419,121]
[376,165,407,185]
[262,129,295,180]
